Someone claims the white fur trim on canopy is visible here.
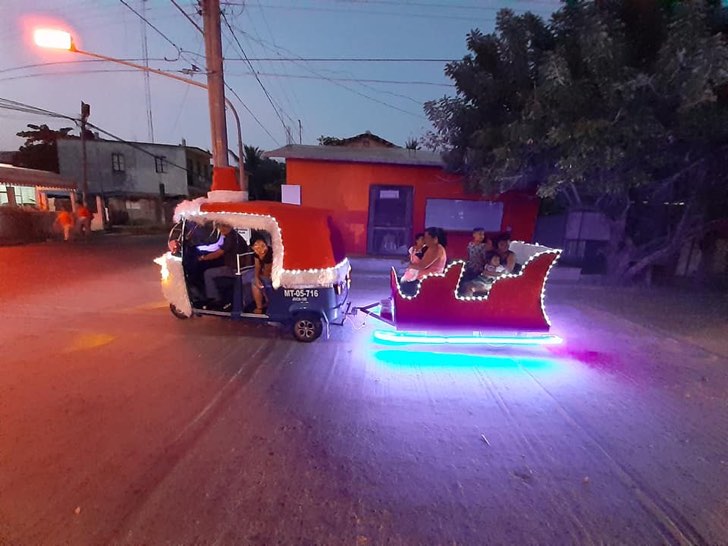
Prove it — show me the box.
[207,190,248,202]
[153,252,192,317]
[172,200,350,289]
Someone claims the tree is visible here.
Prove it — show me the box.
[245,145,285,201]
[425,0,728,283]
[404,137,421,150]
[317,135,345,146]
[243,145,262,171]
[15,124,74,173]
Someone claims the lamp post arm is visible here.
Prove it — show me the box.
[73,48,247,195]
[74,48,207,90]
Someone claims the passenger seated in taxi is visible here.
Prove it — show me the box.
[399,227,447,296]
[200,223,250,308]
[251,237,273,314]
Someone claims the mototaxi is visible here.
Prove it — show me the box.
[155,200,351,342]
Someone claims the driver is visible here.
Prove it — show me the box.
[168,219,225,299]
[200,223,250,307]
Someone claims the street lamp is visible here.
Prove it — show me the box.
[33,28,247,198]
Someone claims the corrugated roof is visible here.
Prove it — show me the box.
[0,163,77,190]
[264,144,444,167]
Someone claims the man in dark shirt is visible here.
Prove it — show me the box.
[200,223,250,304]
[168,220,226,298]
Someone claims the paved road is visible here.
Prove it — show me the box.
[1,236,726,545]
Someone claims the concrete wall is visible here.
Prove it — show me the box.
[0,207,56,244]
[58,139,189,197]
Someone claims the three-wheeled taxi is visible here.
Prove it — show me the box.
[355,241,562,346]
[155,200,350,342]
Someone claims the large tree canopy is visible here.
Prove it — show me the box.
[425,0,728,282]
[15,124,73,173]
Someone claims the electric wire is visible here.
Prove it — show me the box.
[222,25,426,118]
[219,1,554,20]
[169,0,204,34]
[238,4,303,134]
[167,3,281,145]
[0,97,194,175]
[221,10,291,136]
[118,0,184,60]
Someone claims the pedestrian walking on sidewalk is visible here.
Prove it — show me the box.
[76,202,93,238]
[56,207,75,242]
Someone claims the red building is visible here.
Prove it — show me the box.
[266,136,539,258]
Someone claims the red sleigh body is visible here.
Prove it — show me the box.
[385,244,561,334]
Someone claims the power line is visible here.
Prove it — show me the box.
[0,72,281,148]
[226,71,454,87]
[0,96,193,175]
[224,85,281,145]
[240,4,303,132]
[166,2,281,146]
[336,0,558,12]
[0,69,173,84]
[0,59,181,76]
[227,57,461,63]
[169,0,204,34]
[182,51,461,62]
[118,0,183,60]
[224,25,426,118]
[219,1,554,20]
[221,10,291,136]
[336,0,527,10]
[0,65,452,89]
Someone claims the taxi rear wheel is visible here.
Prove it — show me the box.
[170,303,189,320]
[292,313,323,342]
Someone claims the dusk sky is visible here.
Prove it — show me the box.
[1,0,558,155]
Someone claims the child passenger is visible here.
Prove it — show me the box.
[401,232,426,282]
[251,238,273,314]
[461,251,506,296]
[463,227,491,281]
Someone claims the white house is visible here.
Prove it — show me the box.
[57,137,212,224]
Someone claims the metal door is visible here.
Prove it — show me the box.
[366,185,413,255]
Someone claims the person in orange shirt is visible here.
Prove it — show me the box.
[76,201,93,238]
[56,207,75,241]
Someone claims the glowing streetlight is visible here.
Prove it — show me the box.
[33,27,247,197]
[33,29,74,51]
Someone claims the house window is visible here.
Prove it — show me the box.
[424,199,503,232]
[111,153,125,173]
[155,156,167,173]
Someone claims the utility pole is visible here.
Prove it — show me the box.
[80,101,90,206]
[201,0,229,170]
[298,119,302,144]
[140,0,155,142]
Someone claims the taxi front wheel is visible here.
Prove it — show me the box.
[292,313,323,342]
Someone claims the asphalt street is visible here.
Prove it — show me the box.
[0,235,726,545]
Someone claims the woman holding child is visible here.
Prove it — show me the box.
[399,227,447,295]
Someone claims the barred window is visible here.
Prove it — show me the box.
[111,153,125,173]
[155,156,167,173]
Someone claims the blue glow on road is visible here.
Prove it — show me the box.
[373,330,562,346]
[372,349,563,372]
